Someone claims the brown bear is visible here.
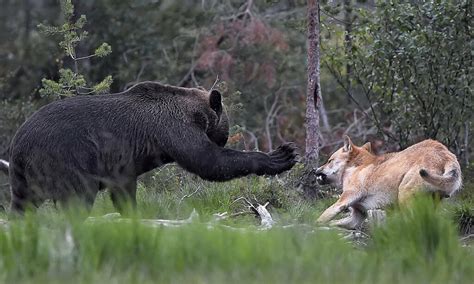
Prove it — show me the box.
[4,82,298,213]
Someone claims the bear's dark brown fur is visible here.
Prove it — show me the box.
[6,82,297,213]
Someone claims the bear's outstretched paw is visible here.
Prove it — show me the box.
[265,142,299,175]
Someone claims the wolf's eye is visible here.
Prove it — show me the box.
[327,158,333,164]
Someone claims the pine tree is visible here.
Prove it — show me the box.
[38,0,112,98]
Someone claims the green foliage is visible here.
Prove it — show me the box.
[0,192,472,283]
[79,0,309,150]
[39,69,86,98]
[2,0,473,160]
[38,0,112,98]
[37,13,88,58]
[0,101,37,158]
[92,75,113,94]
[369,197,474,283]
[347,0,472,151]
[94,43,112,58]
[112,165,311,221]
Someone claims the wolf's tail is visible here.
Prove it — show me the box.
[0,159,9,175]
[419,166,462,197]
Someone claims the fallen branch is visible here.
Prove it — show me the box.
[460,234,474,243]
[214,197,275,229]
[213,211,253,221]
[178,186,202,205]
[240,197,275,229]
[252,202,274,229]
[85,209,199,227]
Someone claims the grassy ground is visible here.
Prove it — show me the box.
[0,165,472,284]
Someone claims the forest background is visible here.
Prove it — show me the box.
[0,1,472,282]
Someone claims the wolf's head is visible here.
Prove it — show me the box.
[315,136,373,187]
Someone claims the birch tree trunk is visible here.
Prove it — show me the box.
[302,0,322,199]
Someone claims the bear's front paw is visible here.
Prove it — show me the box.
[265,142,299,174]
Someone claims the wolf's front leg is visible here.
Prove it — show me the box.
[317,190,361,224]
[329,207,365,230]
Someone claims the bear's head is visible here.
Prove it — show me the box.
[207,90,229,147]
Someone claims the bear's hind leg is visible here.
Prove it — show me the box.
[110,180,137,214]
[56,174,100,213]
[9,164,39,215]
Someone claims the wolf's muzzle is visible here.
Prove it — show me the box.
[315,170,329,185]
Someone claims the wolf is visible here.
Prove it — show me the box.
[315,136,462,229]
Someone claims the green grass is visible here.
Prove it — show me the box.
[0,166,472,284]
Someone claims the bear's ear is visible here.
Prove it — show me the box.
[209,90,222,117]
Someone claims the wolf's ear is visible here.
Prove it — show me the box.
[361,142,372,153]
[343,135,353,152]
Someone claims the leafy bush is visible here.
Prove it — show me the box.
[349,0,472,155]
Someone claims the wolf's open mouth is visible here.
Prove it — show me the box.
[316,173,329,185]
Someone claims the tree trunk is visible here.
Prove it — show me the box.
[344,0,353,104]
[22,0,31,59]
[302,0,322,199]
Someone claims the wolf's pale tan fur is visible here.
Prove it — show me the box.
[316,136,462,229]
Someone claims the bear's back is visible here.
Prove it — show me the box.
[10,82,211,160]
